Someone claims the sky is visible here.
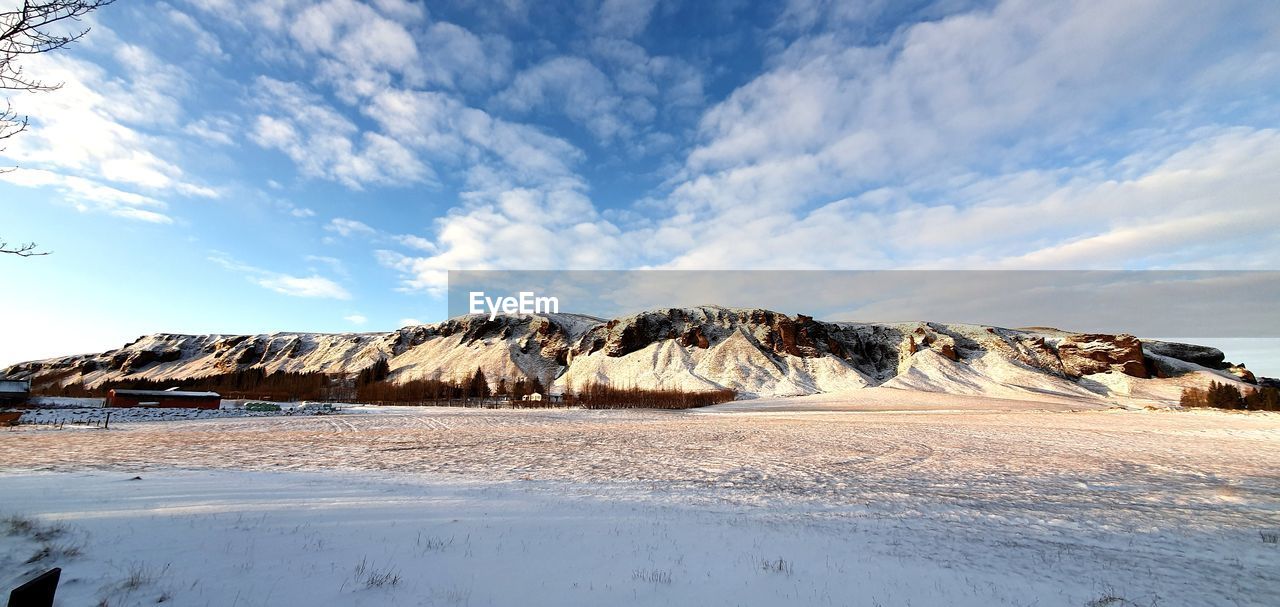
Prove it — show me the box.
[1,0,1279,370]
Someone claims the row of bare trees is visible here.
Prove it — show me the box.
[354,369,735,409]
[571,381,737,409]
[35,359,738,409]
[44,368,340,402]
[353,367,521,404]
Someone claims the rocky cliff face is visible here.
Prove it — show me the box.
[2,306,1258,399]
[1055,333,1148,378]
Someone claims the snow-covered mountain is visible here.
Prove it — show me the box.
[2,306,1264,403]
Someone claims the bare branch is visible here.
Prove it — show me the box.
[0,238,51,256]
[1,98,29,141]
[1,1,116,93]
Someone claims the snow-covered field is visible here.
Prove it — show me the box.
[3,394,1279,606]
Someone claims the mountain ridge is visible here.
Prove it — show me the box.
[3,306,1265,403]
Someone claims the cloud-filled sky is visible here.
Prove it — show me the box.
[2,0,1279,367]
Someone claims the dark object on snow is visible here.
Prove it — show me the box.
[128,476,142,481]
[8,567,60,607]
[245,402,281,412]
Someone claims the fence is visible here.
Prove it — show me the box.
[4,411,111,430]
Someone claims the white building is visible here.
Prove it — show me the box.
[0,379,31,405]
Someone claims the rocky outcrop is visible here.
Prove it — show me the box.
[904,325,958,361]
[573,307,846,360]
[1143,341,1227,369]
[1052,333,1148,378]
[119,348,183,373]
[1227,364,1257,384]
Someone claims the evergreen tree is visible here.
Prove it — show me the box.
[1244,386,1280,411]
[1207,381,1244,409]
[357,358,390,386]
[469,367,490,399]
[1180,387,1207,407]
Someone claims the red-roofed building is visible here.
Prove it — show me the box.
[107,389,221,409]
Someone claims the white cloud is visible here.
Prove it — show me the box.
[306,254,349,277]
[605,0,1280,270]
[771,0,972,37]
[0,49,217,201]
[256,274,352,299]
[495,56,632,141]
[364,87,585,185]
[176,0,618,264]
[392,234,437,252]
[596,0,659,39]
[210,252,352,300]
[589,38,703,110]
[672,0,1274,223]
[657,127,1280,270]
[325,218,377,237]
[418,22,512,91]
[249,77,433,188]
[323,217,435,255]
[270,0,433,101]
[0,168,173,223]
[162,3,228,60]
[398,317,423,327]
[102,43,191,127]
[344,313,368,325]
[183,115,238,146]
[290,0,419,72]
[374,182,629,294]
[494,44,703,145]
[381,0,1280,285]
[370,0,427,21]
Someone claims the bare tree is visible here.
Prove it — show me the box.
[1,1,114,256]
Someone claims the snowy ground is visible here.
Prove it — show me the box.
[2,394,1279,606]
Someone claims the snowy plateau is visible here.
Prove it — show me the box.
[2,306,1267,403]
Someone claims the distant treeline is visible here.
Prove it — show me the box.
[354,363,543,403]
[571,382,737,409]
[36,360,735,410]
[1181,381,1280,411]
[43,368,339,401]
[357,365,734,409]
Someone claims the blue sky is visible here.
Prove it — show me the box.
[1,0,1279,368]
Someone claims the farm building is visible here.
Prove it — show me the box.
[107,389,221,409]
[0,379,30,405]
